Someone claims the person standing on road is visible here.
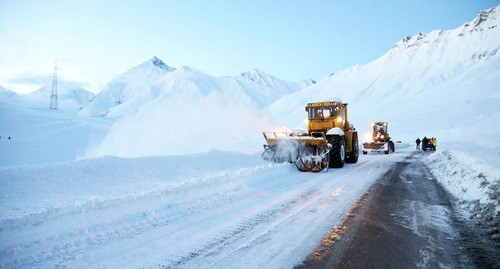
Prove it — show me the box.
[422,137,428,151]
[433,137,438,151]
[415,137,421,150]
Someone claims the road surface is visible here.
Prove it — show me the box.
[297,152,500,269]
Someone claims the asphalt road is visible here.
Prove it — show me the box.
[297,152,500,269]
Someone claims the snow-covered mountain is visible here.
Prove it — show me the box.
[79,56,176,117]
[0,81,93,111]
[0,86,16,99]
[79,57,309,117]
[268,6,500,144]
[231,69,314,108]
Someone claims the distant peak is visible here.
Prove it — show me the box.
[149,56,170,69]
[141,56,176,72]
[471,6,499,28]
[240,69,270,78]
[391,5,500,50]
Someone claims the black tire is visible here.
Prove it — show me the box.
[390,141,395,153]
[345,134,359,163]
[329,136,345,168]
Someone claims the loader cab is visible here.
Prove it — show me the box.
[308,106,335,120]
[372,122,389,142]
[305,101,347,133]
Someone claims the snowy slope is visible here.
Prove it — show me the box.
[230,69,314,108]
[0,82,108,166]
[0,98,113,166]
[79,57,176,117]
[0,86,16,99]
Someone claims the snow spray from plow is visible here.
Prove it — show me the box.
[262,132,330,172]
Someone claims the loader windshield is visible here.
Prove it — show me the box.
[308,106,337,120]
[373,123,387,136]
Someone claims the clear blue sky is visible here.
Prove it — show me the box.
[1,0,498,93]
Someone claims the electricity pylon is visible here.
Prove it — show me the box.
[49,60,58,110]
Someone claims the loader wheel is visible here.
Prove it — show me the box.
[329,136,345,168]
[390,141,395,153]
[345,135,359,163]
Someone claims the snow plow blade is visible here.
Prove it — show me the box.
[263,132,328,148]
[362,142,386,150]
[262,132,330,172]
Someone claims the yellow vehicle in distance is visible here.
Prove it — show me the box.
[362,122,395,155]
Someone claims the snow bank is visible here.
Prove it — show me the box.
[0,151,267,222]
[424,143,500,243]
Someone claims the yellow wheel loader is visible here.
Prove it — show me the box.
[262,101,359,172]
[362,122,395,155]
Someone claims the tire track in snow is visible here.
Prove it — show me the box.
[205,154,398,268]
[0,164,282,268]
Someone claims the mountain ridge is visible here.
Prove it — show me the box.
[79,57,309,117]
[267,6,500,142]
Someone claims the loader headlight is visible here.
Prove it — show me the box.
[336,117,343,123]
[364,133,372,143]
[381,135,385,139]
